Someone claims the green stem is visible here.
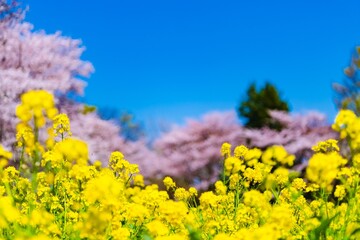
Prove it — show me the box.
[222,157,226,184]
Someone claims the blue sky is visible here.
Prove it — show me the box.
[23,0,360,126]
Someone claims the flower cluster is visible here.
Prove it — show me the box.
[0,145,12,167]
[15,90,58,128]
[52,113,72,138]
[0,90,359,239]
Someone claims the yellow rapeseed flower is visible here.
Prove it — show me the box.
[52,113,72,138]
[224,156,244,176]
[163,176,176,190]
[334,185,346,200]
[133,174,145,187]
[0,145,12,168]
[291,178,307,191]
[262,145,295,167]
[332,109,357,139]
[220,142,231,158]
[306,152,347,191]
[16,90,58,128]
[146,220,169,237]
[234,145,248,159]
[174,187,190,201]
[244,148,262,166]
[54,138,89,166]
[312,139,340,153]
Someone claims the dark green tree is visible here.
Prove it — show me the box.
[238,81,290,130]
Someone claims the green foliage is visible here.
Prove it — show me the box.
[119,112,144,141]
[308,213,339,240]
[98,107,144,141]
[333,47,360,115]
[81,104,97,114]
[238,81,290,130]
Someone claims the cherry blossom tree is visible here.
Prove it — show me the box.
[144,110,336,189]
[0,1,167,175]
[0,1,126,165]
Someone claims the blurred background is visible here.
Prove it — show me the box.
[23,0,360,128]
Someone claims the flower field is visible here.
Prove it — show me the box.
[0,90,358,239]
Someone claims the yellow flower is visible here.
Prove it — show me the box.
[77,205,113,239]
[146,220,169,237]
[215,181,227,195]
[41,150,63,169]
[2,166,19,184]
[109,151,139,178]
[305,183,320,193]
[156,234,188,240]
[291,178,306,191]
[163,176,176,190]
[234,145,248,159]
[133,174,145,187]
[224,156,243,176]
[266,204,296,238]
[16,90,58,128]
[69,164,97,182]
[306,152,347,191]
[229,173,240,190]
[174,187,190,201]
[244,148,262,166]
[244,162,271,184]
[83,170,124,206]
[334,185,346,200]
[112,227,130,240]
[16,124,36,154]
[125,203,150,226]
[213,233,238,240]
[262,145,295,167]
[199,191,221,208]
[0,196,20,228]
[332,109,357,139]
[243,190,270,210]
[188,187,198,197]
[8,95,360,240]
[52,113,72,138]
[54,138,89,166]
[312,139,339,153]
[0,145,12,168]
[273,167,289,185]
[157,200,188,227]
[220,142,231,157]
